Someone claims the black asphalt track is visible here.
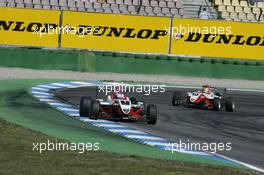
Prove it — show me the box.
[54,86,264,168]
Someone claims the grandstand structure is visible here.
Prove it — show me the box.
[215,0,264,22]
[0,0,185,17]
[0,0,263,22]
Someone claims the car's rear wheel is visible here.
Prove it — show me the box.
[90,100,100,119]
[225,97,235,112]
[212,98,221,111]
[79,97,91,117]
[185,97,191,108]
[172,91,182,106]
[146,104,157,125]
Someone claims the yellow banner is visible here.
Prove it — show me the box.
[61,11,170,54]
[1,8,263,60]
[170,18,264,60]
[0,8,60,47]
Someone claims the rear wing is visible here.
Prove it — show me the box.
[212,87,227,95]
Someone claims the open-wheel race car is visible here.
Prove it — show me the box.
[172,85,235,112]
[79,87,157,124]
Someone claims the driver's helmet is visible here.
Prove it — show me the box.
[202,85,211,94]
[112,85,125,99]
[113,85,123,94]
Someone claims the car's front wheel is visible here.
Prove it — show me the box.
[225,97,235,112]
[172,91,182,106]
[212,98,221,111]
[146,104,157,125]
[79,97,91,117]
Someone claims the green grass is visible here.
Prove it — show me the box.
[0,118,259,175]
[0,47,264,80]
[0,79,260,174]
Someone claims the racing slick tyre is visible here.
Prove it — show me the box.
[146,104,157,125]
[225,97,235,112]
[185,97,191,108]
[90,100,100,120]
[212,98,221,111]
[79,97,91,117]
[172,91,182,106]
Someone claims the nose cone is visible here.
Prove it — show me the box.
[121,104,131,114]
[120,100,131,115]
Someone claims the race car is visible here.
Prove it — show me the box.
[172,85,235,112]
[79,90,157,124]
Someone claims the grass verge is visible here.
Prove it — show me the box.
[0,118,259,175]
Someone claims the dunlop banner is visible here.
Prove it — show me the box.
[0,8,60,47]
[61,11,170,54]
[170,18,264,60]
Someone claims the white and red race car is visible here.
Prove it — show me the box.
[79,91,157,124]
[172,85,235,112]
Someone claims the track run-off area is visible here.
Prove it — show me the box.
[31,81,264,173]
